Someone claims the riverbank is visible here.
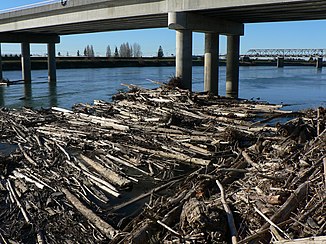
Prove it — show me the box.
[1,56,319,71]
[0,85,325,243]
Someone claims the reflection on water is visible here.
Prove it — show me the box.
[0,86,4,107]
[23,82,32,107]
[49,81,58,107]
[0,66,325,110]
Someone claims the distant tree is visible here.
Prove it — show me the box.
[157,46,164,58]
[66,52,69,56]
[90,45,95,57]
[133,43,142,57]
[130,45,133,57]
[106,45,111,57]
[119,43,127,57]
[114,46,119,57]
[119,44,124,57]
[77,50,80,56]
[84,45,95,57]
[119,42,133,57]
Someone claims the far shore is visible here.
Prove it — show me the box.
[0,56,321,71]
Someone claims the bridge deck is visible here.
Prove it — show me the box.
[0,0,326,35]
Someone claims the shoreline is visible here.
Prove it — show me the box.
[1,56,320,71]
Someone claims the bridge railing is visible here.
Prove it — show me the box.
[0,0,65,14]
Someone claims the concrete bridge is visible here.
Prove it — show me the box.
[1,0,326,98]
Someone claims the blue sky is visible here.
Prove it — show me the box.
[1,1,326,56]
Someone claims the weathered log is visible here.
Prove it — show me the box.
[61,187,119,239]
[251,182,309,243]
[6,179,31,224]
[105,153,151,176]
[18,143,37,166]
[127,145,210,166]
[82,171,120,198]
[253,206,290,239]
[80,154,131,188]
[216,179,238,244]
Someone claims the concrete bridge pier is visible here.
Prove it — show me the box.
[277,57,284,68]
[48,43,57,82]
[168,12,243,94]
[204,33,219,95]
[0,43,3,81]
[21,42,32,82]
[226,35,240,98]
[176,30,193,90]
[316,57,323,69]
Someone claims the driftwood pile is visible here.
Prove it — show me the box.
[0,84,325,243]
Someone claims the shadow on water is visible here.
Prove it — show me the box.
[22,82,32,107]
[0,86,4,107]
[49,82,58,107]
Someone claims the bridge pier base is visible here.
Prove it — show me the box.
[21,42,32,82]
[316,57,323,69]
[204,33,219,95]
[0,43,3,81]
[277,57,284,68]
[48,43,57,82]
[176,29,192,91]
[226,35,240,98]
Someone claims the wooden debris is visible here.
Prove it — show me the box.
[216,179,238,244]
[272,236,326,243]
[0,85,324,243]
[79,154,131,188]
[61,187,119,239]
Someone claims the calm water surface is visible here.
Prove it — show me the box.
[0,66,325,111]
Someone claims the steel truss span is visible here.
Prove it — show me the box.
[246,49,326,58]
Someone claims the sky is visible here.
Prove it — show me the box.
[1,1,326,57]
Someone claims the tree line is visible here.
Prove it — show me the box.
[77,43,164,58]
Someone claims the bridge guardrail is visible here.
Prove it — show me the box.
[0,0,65,14]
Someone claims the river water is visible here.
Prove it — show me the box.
[0,66,325,110]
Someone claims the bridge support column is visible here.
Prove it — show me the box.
[176,29,192,91]
[204,33,219,95]
[277,57,284,68]
[21,42,31,82]
[48,43,57,82]
[226,35,240,98]
[316,57,323,69]
[0,43,3,81]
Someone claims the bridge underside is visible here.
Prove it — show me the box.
[195,0,326,23]
[1,1,326,35]
[3,15,168,36]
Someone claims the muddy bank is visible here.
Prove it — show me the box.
[0,84,325,243]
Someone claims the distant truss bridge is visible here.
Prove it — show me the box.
[245,49,326,58]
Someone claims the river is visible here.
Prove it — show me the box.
[0,66,325,110]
